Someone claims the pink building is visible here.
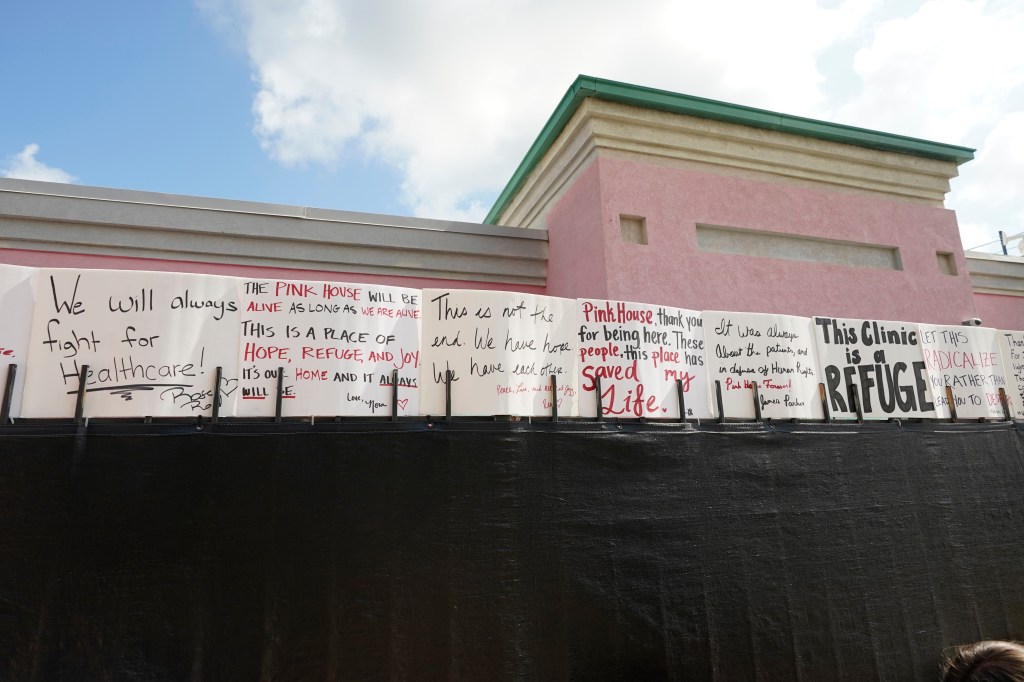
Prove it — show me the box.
[2,76,1023,680]
[2,75,1021,328]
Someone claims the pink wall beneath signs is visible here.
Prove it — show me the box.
[543,163,610,301]
[974,293,1024,332]
[543,156,978,325]
[3,156,1000,330]
[0,248,547,295]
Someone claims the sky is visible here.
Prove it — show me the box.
[1,0,1022,254]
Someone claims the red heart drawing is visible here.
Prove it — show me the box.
[396,399,409,410]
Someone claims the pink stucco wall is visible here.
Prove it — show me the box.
[542,162,610,300]
[0,248,546,295]
[543,156,978,324]
[973,293,1024,332]
[4,154,993,328]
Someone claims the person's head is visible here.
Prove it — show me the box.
[942,641,1024,682]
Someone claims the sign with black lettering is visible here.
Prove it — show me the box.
[705,311,822,419]
[420,289,578,416]
[576,299,709,418]
[21,269,240,417]
[919,324,1006,419]
[0,264,37,417]
[237,278,421,416]
[999,330,1024,420]
[813,317,935,419]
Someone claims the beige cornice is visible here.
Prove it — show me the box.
[498,99,961,228]
[966,252,1024,297]
[0,179,548,286]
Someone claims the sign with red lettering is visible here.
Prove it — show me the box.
[919,324,1006,419]
[704,311,823,419]
[419,289,578,416]
[21,269,240,418]
[999,330,1024,420]
[0,264,37,417]
[576,299,709,418]
[813,316,936,419]
[236,278,421,416]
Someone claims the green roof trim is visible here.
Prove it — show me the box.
[484,75,976,224]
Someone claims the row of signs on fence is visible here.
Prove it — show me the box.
[1,265,1022,421]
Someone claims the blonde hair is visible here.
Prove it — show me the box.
[942,641,1024,682]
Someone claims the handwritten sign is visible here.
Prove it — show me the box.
[419,289,578,416]
[20,269,241,418]
[0,264,37,417]
[704,311,822,419]
[919,324,1006,419]
[576,299,709,418]
[236,278,421,416]
[8,262,1024,424]
[999,330,1024,420]
[814,317,936,419]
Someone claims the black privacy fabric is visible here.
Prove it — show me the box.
[1,425,1023,681]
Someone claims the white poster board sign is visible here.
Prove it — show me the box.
[576,299,710,418]
[813,317,936,419]
[0,264,37,418]
[420,289,578,416]
[704,311,823,419]
[999,330,1024,420]
[919,324,1007,419]
[21,269,240,418]
[236,278,421,416]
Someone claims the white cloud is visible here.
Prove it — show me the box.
[946,113,1024,251]
[200,0,1024,247]
[840,0,1024,140]
[956,113,1024,206]
[200,0,880,220]
[1,144,78,184]
[828,0,1024,251]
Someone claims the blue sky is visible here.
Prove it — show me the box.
[2,0,1023,253]
[0,1,406,215]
